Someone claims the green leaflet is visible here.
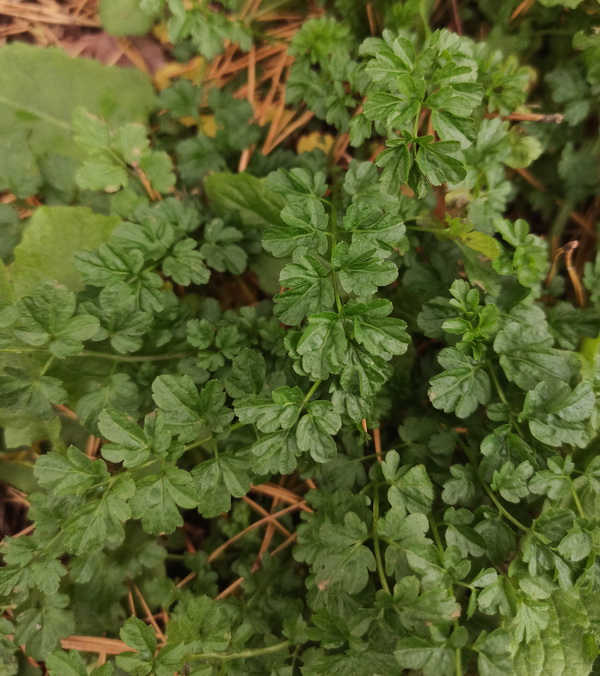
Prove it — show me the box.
[152,376,233,443]
[429,348,490,418]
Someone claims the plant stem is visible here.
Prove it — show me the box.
[418,0,432,38]
[187,640,290,662]
[412,103,422,138]
[570,481,586,519]
[39,354,55,376]
[487,363,525,437]
[302,379,322,408]
[454,640,463,676]
[480,481,530,535]
[372,488,391,594]
[329,204,343,313]
[428,514,445,554]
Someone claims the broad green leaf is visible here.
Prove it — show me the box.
[235,386,303,433]
[81,282,153,354]
[0,367,67,419]
[14,593,75,661]
[265,167,328,203]
[429,348,490,418]
[431,110,476,148]
[63,476,135,555]
[116,617,156,676]
[46,650,89,676]
[416,139,467,185]
[152,376,233,443]
[205,172,285,229]
[263,198,329,258]
[341,204,406,258]
[275,254,334,326]
[313,512,376,594]
[494,323,580,391]
[376,141,412,192]
[382,451,435,514]
[199,219,247,274]
[34,446,108,496]
[75,371,140,433]
[480,425,534,482]
[9,207,119,298]
[332,241,398,296]
[520,380,595,448]
[163,238,210,286]
[0,537,66,596]
[473,630,514,676]
[130,467,198,534]
[394,637,454,676]
[250,429,301,475]
[225,348,266,398]
[14,282,99,358]
[345,299,410,359]
[296,312,347,380]
[296,400,342,462]
[100,0,158,37]
[491,461,534,503]
[192,455,251,517]
[99,409,178,467]
[0,42,155,185]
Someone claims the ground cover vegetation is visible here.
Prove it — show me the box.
[0,0,599,673]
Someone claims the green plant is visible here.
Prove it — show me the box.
[1,1,599,674]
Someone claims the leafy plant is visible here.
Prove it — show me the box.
[1,0,600,674]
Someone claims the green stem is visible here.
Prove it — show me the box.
[372,488,391,594]
[412,103,422,138]
[302,379,322,408]
[480,481,531,535]
[187,640,291,662]
[487,364,525,437]
[454,636,463,676]
[406,225,447,234]
[39,355,55,376]
[570,481,586,519]
[183,423,248,453]
[418,0,432,38]
[329,205,343,314]
[428,515,445,555]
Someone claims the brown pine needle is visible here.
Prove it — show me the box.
[177,500,307,589]
[564,241,585,308]
[242,496,291,537]
[130,582,167,644]
[61,636,130,655]
[271,531,298,556]
[261,94,287,154]
[268,110,315,153]
[131,163,162,201]
[208,501,304,562]
[511,0,535,21]
[126,584,136,617]
[216,576,245,599]
[448,0,463,34]
[13,524,35,538]
[250,483,313,511]
[373,428,383,463]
